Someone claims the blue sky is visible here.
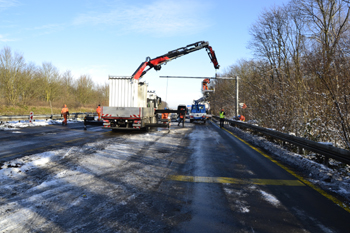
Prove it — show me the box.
[0,0,289,108]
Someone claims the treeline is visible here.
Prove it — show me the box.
[210,0,350,149]
[0,46,109,109]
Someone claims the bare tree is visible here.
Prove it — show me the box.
[94,82,109,106]
[293,0,350,148]
[0,46,112,111]
[248,5,303,131]
[0,47,25,105]
[75,75,95,106]
[59,70,76,107]
[38,62,61,103]
[211,0,350,149]
[18,62,39,105]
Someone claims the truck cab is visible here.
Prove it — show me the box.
[189,104,207,123]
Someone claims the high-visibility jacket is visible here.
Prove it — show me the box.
[202,78,210,90]
[179,108,185,119]
[240,115,245,121]
[220,111,225,118]
[96,106,101,114]
[61,105,69,114]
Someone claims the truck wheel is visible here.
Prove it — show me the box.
[190,119,193,123]
[203,120,206,124]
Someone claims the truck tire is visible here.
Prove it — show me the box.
[190,119,193,123]
[203,120,206,124]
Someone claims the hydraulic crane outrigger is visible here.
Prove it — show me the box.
[132,41,220,80]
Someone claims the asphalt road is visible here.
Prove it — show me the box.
[0,120,349,232]
[0,122,113,163]
[165,121,350,232]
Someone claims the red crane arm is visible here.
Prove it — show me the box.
[132,41,220,80]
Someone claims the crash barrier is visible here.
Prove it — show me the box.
[213,116,350,166]
[0,112,94,122]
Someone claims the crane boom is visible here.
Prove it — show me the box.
[132,41,220,80]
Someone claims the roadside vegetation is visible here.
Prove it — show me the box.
[210,0,350,149]
[0,47,109,116]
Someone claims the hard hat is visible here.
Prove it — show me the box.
[164,107,167,109]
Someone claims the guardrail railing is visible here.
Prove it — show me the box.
[0,112,94,122]
[213,116,350,165]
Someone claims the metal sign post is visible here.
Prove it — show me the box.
[235,76,239,118]
[159,75,238,118]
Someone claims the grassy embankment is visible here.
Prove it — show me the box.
[0,105,95,116]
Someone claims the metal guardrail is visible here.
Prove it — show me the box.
[0,112,93,122]
[213,116,350,165]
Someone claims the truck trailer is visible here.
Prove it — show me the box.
[101,76,161,130]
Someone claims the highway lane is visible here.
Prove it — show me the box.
[0,123,114,163]
[166,121,350,232]
[0,120,349,232]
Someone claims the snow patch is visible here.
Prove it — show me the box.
[0,118,83,130]
[259,190,281,207]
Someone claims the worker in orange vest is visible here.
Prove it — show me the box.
[161,108,169,124]
[239,115,245,122]
[202,78,210,90]
[61,104,69,126]
[178,108,185,126]
[96,104,101,121]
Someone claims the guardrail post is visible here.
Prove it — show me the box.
[323,156,329,167]
[298,146,303,154]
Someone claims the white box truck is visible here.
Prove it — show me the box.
[101,76,161,130]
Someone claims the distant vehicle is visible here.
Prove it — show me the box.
[189,102,207,124]
[185,106,191,119]
[170,113,178,122]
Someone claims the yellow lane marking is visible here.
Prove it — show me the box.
[221,127,350,213]
[169,175,305,186]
